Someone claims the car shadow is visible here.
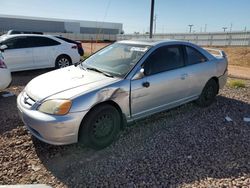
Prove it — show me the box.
[33,95,250,187]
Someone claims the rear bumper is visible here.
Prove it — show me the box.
[71,54,81,65]
[218,70,228,89]
[0,69,12,90]
[78,48,84,56]
[17,92,87,145]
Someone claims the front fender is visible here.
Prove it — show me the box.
[70,79,131,119]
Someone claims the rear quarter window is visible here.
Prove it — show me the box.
[185,46,207,65]
[31,36,61,47]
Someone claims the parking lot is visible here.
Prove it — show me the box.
[0,69,249,187]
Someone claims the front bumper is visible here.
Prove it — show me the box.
[17,92,88,145]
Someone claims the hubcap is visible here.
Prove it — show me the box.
[58,58,70,68]
[93,114,114,138]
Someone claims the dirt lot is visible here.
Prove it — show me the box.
[0,69,250,187]
[220,47,250,68]
[81,42,111,56]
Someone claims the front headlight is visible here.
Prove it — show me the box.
[38,99,72,115]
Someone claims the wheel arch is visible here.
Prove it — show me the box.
[210,76,219,94]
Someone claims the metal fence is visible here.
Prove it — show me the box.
[1,30,250,45]
[117,32,250,46]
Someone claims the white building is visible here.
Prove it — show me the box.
[0,14,123,40]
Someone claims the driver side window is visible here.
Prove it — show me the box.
[143,45,184,75]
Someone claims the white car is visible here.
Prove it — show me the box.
[0,34,81,72]
[0,50,11,90]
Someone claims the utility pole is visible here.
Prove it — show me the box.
[154,14,157,34]
[230,23,233,32]
[188,24,194,33]
[222,27,227,32]
[149,0,155,38]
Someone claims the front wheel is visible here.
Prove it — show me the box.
[196,79,218,107]
[79,104,121,150]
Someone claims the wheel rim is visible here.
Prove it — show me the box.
[58,58,70,68]
[93,113,114,138]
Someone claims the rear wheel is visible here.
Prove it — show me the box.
[196,79,218,107]
[79,104,121,150]
[55,55,71,68]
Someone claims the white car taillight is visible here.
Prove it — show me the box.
[0,59,7,69]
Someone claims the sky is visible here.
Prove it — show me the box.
[0,0,250,34]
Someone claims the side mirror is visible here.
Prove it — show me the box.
[0,45,7,52]
[133,68,145,80]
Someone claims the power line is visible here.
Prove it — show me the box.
[154,14,157,34]
[95,0,112,51]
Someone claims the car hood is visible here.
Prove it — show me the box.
[25,66,118,101]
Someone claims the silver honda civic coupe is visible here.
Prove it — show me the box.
[17,40,228,149]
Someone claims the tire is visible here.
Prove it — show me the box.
[55,55,72,68]
[79,104,121,150]
[196,79,218,107]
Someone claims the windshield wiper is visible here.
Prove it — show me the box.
[86,67,114,78]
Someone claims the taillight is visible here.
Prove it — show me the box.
[77,43,82,48]
[72,45,77,49]
[0,59,7,69]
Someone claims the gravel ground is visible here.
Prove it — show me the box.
[0,70,250,187]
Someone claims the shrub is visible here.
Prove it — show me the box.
[228,79,246,88]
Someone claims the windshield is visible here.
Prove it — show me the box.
[82,43,151,77]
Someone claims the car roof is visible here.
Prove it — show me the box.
[117,39,190,46]
[117,39,215,61]
[0,34,55,40]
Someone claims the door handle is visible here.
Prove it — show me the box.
[180,73,188,80]
[142,82,150,88]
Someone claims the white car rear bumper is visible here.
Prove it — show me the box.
[0,68,12,90]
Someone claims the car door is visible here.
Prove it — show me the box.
[130,45,191,119]
[31,36,60,68]
[1,36,34,71]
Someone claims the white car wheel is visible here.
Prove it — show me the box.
[56,56,71,68]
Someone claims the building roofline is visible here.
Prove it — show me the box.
[0,14,123,26]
